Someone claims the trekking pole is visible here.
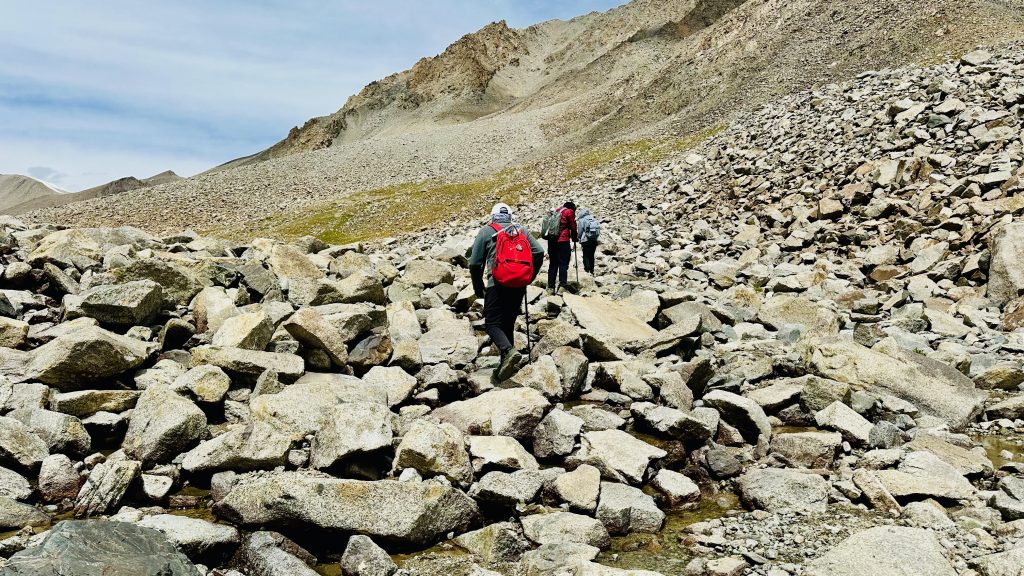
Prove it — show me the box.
[574,242,579,283]
[523,292,532,360]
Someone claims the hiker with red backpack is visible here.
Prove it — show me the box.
[541,201,578,294]
[470,203,545,382]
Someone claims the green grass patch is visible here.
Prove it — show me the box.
[236,170,532,244]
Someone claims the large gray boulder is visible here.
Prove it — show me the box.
[758,294,839,336]
[596,482,665,535]
[233,531,320,576]
[28,227,154,267]
[122,383,207,465]
[20,326,151,391]
[69,280,164,326]
[520,511,611,548]
[136,514,240,562]
[249,373,386,440]
[805,526,956,576]
[393,419,473,486]
[0,466,32,500]
[988,222,1024,308]
[736,468,829,512]
[215,472,480,546]
[432,387,550,441]
[189,346,305,380]
[74,460,141,517]
[875,451,975,502]
[111,258,209,307]
[310,402,394,470]
[804,337,986,429]
[703,390,771,448]
[0,416,48,471]
[568,430,666,484]
[0,520,200,576]
[8,408,91,457]
[563,294,658,348]
[0,495,48,529]
[182,421,292,473]
[340,534,398,576]
[283,307,350,366]
[418,314,477,367]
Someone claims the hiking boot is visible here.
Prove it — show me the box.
[494,350,524,383]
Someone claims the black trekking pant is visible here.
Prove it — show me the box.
[547,241,572,289]
[581,240,597,274]
[484,284,525,354]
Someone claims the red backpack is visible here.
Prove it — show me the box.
[489,223,534,288]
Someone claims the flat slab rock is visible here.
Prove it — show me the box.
[1,519,199,576]
[213,472,480,546]
[805,526,956,576]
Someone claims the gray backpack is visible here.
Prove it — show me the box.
[541,208,563,240]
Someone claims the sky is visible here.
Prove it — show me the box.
[0,0,625,192]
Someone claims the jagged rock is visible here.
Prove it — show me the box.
[736,468,829,512]
[901,500,953,529]
[137,514,240,562]
[805,526,955,576]
[68,280,163,326]
[758,295,839,336]
[568,430,666,484]
[804,337,986,429]
[853,468,902,516]
[969,547,1024,576]
[814,401,873,445]
[340,534,397,576]
[192,287,239,334]
[402,259,454,287]
[38,454,81,502]
[0,317,29,348]
[875,451,974,502]
[8,408,91,456]
[418,314,477,367]
[20,326,151,391]
[533,408,584,459]
[122,383,207,465]
[361,366,417,408]
[310,402,393,469]
[553,464,601,513]
[469,435,539,472]
[453,522,530,563]
[49,389,140,417]
[190,346,305,381]
[988,223,1024,308]
[250,373,386,439]
[596,482,664,535]
[172,365,231,403]
[182,421,292,473]
[0,466,32,501]
[234,530,319,576]
[650,469,700,507]
[800,375,851,413]
[469,470,544,507]
[746,379,804,413]
[28,227,154,267]
[703,390,771,448]
[520,511,610,548]
[74,459,141,516]
[0,416,48,471]
[432,387,549,441]
[0,519,200,575]
[0,496,48,529]
[393,419,473,486]
[769,431,841,468]
[283,307,349,366]
[212,311,274,351]
[214,473,480,546]
[986,395,1024,420]
[563,294,658,348]
[112,258,208,307]
[906,434,992,477]
[631,402,688,438]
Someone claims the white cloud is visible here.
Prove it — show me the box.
[0,0,625,191]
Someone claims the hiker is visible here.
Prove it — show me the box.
[542,200,578,293]
[577,207,600,274]
[470,203,545,381]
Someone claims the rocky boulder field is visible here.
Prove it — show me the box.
[1,44,1024,576]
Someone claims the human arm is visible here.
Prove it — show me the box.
[563,209,579,242]
[525,229,546,282]
[468,227,490,297]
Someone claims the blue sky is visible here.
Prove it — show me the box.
[0,1,625,191]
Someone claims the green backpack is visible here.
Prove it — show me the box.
[540,208,563,240]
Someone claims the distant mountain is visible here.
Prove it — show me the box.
[26,0,1024,233]
[5,170,181,215]
[0,174,62,214]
